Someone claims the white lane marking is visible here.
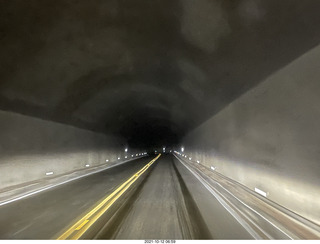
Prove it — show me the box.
[174,155,259,239]
[202,171,293,239]
[45,172,54,176]
[174,155,294,240]
[255,188,267,197]
[0,156,147,207]
[213,185,273,239]
[12,223,32,236]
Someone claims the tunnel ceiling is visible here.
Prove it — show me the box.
[1,0,320,148]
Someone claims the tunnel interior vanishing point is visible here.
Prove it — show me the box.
[1,0,320,240]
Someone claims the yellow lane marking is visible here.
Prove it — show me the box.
[72,169,147,240]
[75,220,89,230]
[57,154,161,240]
[57,174,136,240]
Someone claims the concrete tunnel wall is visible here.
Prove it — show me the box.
[180,44,320,225]
[0,110,142,190]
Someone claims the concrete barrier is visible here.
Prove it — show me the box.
[0,110,141,190]
[180,44,320,225]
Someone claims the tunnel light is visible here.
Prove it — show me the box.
[118,157,120,160]
[125,156,128,159]
[106,159,109,162]
[125,148,128,152]
[185,155,187,158]
[189,157,192,160]
[46,172,54,176]
[181,147,184,152]
[136,154,138,156]
[85,164,90,167]
[255,188,267,197]
[132,155,134,157]
[197,160,200,164]
[211,166,216,171]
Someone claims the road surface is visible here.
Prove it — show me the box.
[1,154,308,239]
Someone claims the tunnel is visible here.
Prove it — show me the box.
[0,0,320,240]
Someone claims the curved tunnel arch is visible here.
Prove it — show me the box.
[2,0,320,151]
[58,69,205,146]
[1,0,320,238]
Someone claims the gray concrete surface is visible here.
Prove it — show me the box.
[1,0,320,148]
[1,153,317,240]
[180,44,320,225]
[110,155,189,239]
[97,154,252,240]
[172,155,254,239]
[0,154,146,207]
[0,1,320,239]
[174,154,320,239]
[0,110,143,190]
[0,154,258,240]
[0,156,153,239]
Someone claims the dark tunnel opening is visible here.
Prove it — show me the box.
[1,0,320,151]
[1,0,320,240]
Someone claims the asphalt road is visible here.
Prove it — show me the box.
[0,156,154,239]
[95,154,252,239]
[98,154,211,239]
[0,154,254,240]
